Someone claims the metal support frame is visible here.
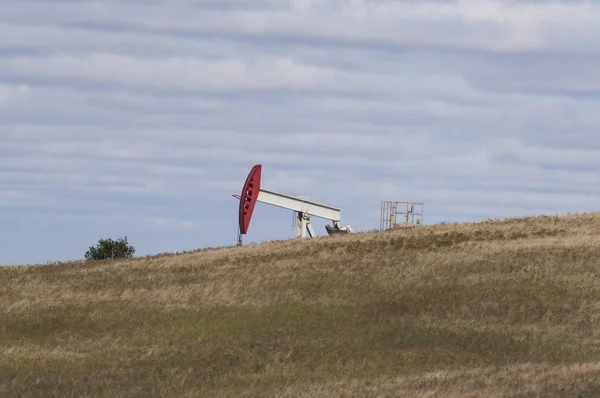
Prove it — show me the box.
[380,201,424,230]
[257,189,350,239]
[293,211,317,239]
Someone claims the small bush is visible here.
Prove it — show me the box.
[85,236,135,260]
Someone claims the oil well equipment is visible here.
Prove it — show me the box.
[233,165,353,245]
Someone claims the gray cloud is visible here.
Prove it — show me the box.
[1,0,600,264]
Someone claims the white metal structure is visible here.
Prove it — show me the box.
[257,189,353,239]
[380,201,424,230]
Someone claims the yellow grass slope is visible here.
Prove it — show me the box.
[2,213,600,397]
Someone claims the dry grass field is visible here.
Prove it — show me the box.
[2,213,600,397]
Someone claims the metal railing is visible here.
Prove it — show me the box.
[380,201,424,230]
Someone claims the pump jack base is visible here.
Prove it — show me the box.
[325,224,354,236]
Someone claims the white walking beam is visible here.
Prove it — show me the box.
[257,189,342,222]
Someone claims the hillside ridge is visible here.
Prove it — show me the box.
[2,212,600,397]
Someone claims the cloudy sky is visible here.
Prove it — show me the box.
[2,0,600,265]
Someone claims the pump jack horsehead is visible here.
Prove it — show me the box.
[232,165,353,246]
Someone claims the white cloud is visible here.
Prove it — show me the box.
[0,53,340,92]
[5,0,600,53]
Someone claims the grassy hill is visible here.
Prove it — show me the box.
[2,213,600,397]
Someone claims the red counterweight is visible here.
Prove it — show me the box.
[237,164,262,244]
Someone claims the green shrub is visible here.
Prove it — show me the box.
[85,236,135,260]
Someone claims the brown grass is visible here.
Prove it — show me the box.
[2,213,600,397]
